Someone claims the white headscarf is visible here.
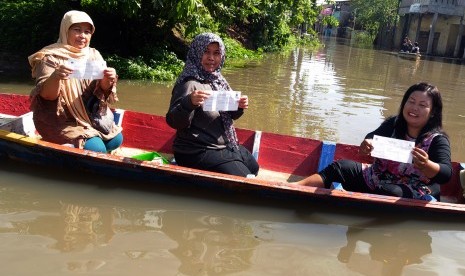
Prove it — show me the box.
[28,10,95,68]
[28,10,100,134]
[57,10,95,44]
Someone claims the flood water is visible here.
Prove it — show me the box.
[1,37,465,275]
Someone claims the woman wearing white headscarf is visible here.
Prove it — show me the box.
[28,10,123,152]
[166,33,259,177]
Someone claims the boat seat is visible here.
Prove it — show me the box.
[0,112,39,138]
[113,109,125,127]
[460,163,465,200]
[318,141,343,190]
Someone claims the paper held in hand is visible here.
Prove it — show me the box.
[66,59,106,79]
[371,135,415,163]
[203,91,241,112]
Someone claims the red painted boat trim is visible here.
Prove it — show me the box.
[1,93,464,214]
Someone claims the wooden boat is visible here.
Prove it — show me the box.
[1,93,464,215]
[398,51,421,60]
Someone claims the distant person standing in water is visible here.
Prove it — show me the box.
[411,42,420,54]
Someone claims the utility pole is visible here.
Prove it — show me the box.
[353,8,357,30]
[392,0,403,49]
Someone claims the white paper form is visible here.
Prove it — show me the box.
[203,90,241,112]
[66,59,106,79]
[371,135,415,163]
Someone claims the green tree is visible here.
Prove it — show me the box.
[350,0,399,41]
[1,0,320,55]
[1,0,321,80]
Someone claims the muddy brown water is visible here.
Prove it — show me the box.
[1,37,464,275]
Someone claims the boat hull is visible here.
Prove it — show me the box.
[398,51,421,60]
[0,93,464,216]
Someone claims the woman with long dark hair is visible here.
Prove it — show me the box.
[294,82,452,200]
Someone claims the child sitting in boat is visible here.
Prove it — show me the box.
[411,42,420,54]
[293,82,452,201]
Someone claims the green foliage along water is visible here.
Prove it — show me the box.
[1,0,323,81]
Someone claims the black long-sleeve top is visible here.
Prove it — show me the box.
[365,116,452,184]
[166,80,244,154]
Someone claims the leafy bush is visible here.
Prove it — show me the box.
[1,0,323,81]
[222,37,263,67]
[106,48,184,81]
[106,37,265,81]
[0,0,68,54]
[352,31,375,48]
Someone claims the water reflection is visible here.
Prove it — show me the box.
[160,211,259,275]
[59,204,115,252]
[57,203,260,275]
[0,189,260,274]
[1,172,465,275]
[338,225,432,276]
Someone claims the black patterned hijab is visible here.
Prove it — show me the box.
[175,33,230,90]
[176,33,239,149]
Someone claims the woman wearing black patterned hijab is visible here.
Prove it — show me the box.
[166,33,259,177]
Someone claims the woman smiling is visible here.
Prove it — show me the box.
[294,82,452,201]
[166,33,259,177]
[28,10,123,153]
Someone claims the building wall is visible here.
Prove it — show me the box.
[397,0,465,57]
[416,15,462,55]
